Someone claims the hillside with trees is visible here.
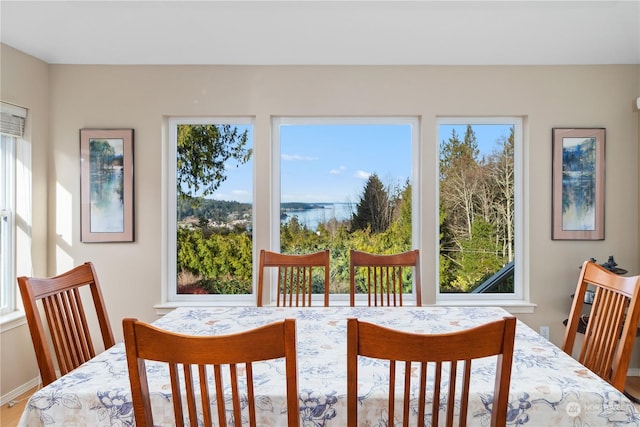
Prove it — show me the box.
[174,123,514,295]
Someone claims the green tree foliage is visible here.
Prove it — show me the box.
[439,208,456,291]
[439,125,515,293]
[176,180,414,295]
[177,227,252,294]
[178,198,251,224]
[351,173,393,233]
[449,219,503,292]
[176,124,251,205]
[440,126,478,178]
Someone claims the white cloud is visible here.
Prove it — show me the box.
[354,170,371,179]
[329,165,347,175]
[281,154,318,161]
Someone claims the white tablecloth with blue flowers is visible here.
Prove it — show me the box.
[19,306,640,426]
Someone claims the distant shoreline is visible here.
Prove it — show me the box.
[281,202,351,212]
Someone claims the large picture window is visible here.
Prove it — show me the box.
[165,115,524,307]
[437,118,523,301]
[272,118,419,304]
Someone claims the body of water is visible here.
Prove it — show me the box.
[90,167,124,232]
[281,203,354,231]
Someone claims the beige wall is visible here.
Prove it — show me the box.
[0,44,50,399]
[2,44,640,397]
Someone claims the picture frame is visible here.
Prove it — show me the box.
[80,128,134,242]
[552,128,605,240]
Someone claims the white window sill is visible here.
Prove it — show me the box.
[0,309,26,333]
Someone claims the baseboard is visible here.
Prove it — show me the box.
[0,377,40,406]
[628,368,640,377]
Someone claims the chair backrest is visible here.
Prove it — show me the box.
[562,260,640,392]
[257,249,330,307]
[347,316,516,427]
[349,249,421,306]
[123,317,300,427]
[17,262,115,386]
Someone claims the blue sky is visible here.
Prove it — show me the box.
[280,124,412,204]
[211,122,512,204]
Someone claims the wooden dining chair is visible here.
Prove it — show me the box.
[257,249,330,307]
[349,249,421,306]
[123,317,300,427]
[17,262,115,386]
[562,260,640,392]
[347,316,516,427]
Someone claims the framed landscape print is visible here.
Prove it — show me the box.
[80,128,134,242]
[552,128,605,240]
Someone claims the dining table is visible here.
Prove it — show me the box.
[18,305,640,426]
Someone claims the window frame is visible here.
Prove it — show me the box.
[435,116,525,304]
[0,101,27,322]
[159,115,530,312]
[271,116,421,306]
[165,116,255,304]
[0,133,16,316]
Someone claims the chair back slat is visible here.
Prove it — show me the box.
[43,288,95,375]
[347,316,516,427]
[258,249,330,307]
[18,262,114,386]
[213,365,225,425]
[350,249,421,307]
[563,260,640,392]
[124,317,300,427]
[277,265,313,307]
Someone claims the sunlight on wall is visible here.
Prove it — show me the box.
[15,139,32,278]
[55,181,74,271]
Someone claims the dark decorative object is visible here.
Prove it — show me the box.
[582,255,628,275]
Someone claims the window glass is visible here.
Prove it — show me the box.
[437,119,522,299]
[166,116,523,305]
[274,118,418,300]
[169,119,253,301]
[0,134,15,314]
[0,102,26,316]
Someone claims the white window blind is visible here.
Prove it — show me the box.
[0,102,27,137]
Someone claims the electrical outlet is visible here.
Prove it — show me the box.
[540,326,550,340]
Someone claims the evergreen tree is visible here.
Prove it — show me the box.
[351,173,392,233]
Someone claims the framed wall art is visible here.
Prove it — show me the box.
[552,127,605,240]
[80,128,134,242]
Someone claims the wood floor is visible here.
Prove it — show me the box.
[0,386,36,427]
[4,379,640,426]
[627,376,640,405]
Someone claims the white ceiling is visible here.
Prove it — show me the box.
[1,0,639,65]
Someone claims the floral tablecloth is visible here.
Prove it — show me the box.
[19,306,640,426]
